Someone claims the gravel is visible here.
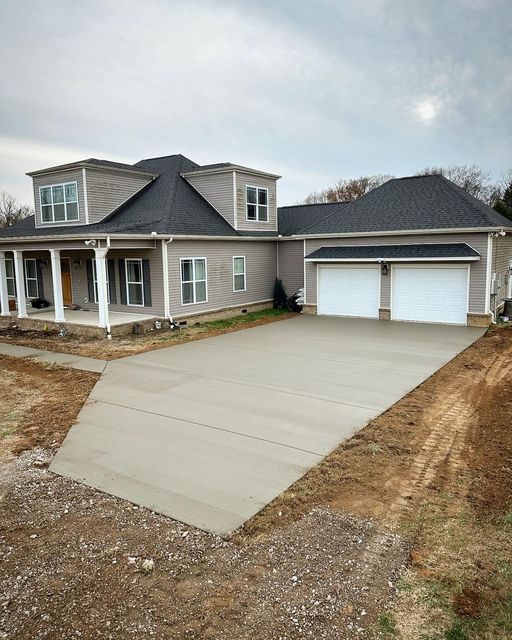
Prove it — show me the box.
[1,449,409,639]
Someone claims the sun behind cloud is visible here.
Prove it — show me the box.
[413,97,442,123]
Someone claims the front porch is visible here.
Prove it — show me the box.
[0,238,166,337]
[2,307,159,337]
[24,307,156,327]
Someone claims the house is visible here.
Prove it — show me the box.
[0,153,511,334]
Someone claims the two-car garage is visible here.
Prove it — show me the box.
[309,244,479,326]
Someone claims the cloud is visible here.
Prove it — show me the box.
[0,0,510,203]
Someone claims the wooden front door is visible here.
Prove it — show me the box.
[60,258,73,305]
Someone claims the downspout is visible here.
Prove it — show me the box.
[162,237,173,323]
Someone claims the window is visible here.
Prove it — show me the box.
[92,260,111,304]
[181,258,207,305]
[125,259,144,306]
[40,182,79,223]
[233,256,246,292]
[24,259,38,298]
[246,186,268,222]
[6,259,15,296]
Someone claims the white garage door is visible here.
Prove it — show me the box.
[392,266,468,325]
[317,266,380,318]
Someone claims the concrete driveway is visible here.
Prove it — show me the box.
[51,315,484,535]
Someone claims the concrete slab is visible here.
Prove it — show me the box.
[0,342,106,373]
[51,316,485,535]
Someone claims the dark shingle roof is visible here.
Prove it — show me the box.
[284,175,512,236]
[306,243,480,260]
[278,202,348,235]
[27,158,157,177]
[0,155,243,239]
[183,163,233,173]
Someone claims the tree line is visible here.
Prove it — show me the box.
[301,165,512,220]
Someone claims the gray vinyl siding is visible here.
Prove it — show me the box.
[491,234,512,309]
[185,173,235,226]
[33,169,85,228]
[168,240,276,317]
[235,171,278,232]
[67,249,165,316]
[85,168,153,224]
[278,240,304,295]
[4,250,53,302]
[305,233,489,313]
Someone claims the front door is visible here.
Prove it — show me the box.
[60,258,73,305]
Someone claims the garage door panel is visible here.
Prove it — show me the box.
[392,267,468,325]
[318,266,380,318]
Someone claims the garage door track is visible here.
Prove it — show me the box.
[51,316,484,535]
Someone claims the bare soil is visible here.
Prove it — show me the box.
[0,355,98,461]
[1,325,512,639]
[0,309,294,360]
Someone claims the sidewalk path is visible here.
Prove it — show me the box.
[0,342,106,373]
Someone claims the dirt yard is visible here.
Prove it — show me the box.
[0,355,98,462]
[0,308,293,360]
[1,326,512,639]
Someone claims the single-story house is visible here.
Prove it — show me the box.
[0,153,511,334]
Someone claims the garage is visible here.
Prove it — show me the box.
[391,265,469,325]
[307,243,481,325]
[317,265,380,318]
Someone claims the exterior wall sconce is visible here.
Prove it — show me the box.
[380,262,389,275]
[73,260,83,269]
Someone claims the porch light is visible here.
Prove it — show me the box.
[73,260,83,269]
[380,261,388,276]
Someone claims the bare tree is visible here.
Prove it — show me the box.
[301,174,393,204]
[301,189,331,204]
[416,165,499,206]
[0,191,32,228]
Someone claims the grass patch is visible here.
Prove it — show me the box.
[379,612,398,636]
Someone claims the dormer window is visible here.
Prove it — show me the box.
[246,186,268,222]
[40,182,79,223]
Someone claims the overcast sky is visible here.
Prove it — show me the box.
[1,0,511,206]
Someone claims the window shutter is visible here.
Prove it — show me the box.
[86,259,95,301]
[107,259,117,304]
[36,260,44,298]
[118,259,127,305]
[142,259,152,307]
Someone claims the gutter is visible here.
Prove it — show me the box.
[0,233,279,243]
[291,226,512,240]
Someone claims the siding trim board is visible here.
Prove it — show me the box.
[82,168,90,223]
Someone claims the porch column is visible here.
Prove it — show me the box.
[12,250,27,318]
[94,248,109,330]
[49,249,66,323]
[0,251,11,316]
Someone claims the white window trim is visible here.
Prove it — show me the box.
[233,256,246,292]
[6,258,15,297]
[180,257,208,306]
[92,260,111,304]
[39,181,79,224]
[24,258,39,299]
[245,185,269,223]
[125,258,144,307]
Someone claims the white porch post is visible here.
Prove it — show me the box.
[12,250,27,319]
[0,251,11,316]
[49,249,66,323]
[94,248,109,330]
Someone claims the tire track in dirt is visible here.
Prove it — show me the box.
[387,343,512,521]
